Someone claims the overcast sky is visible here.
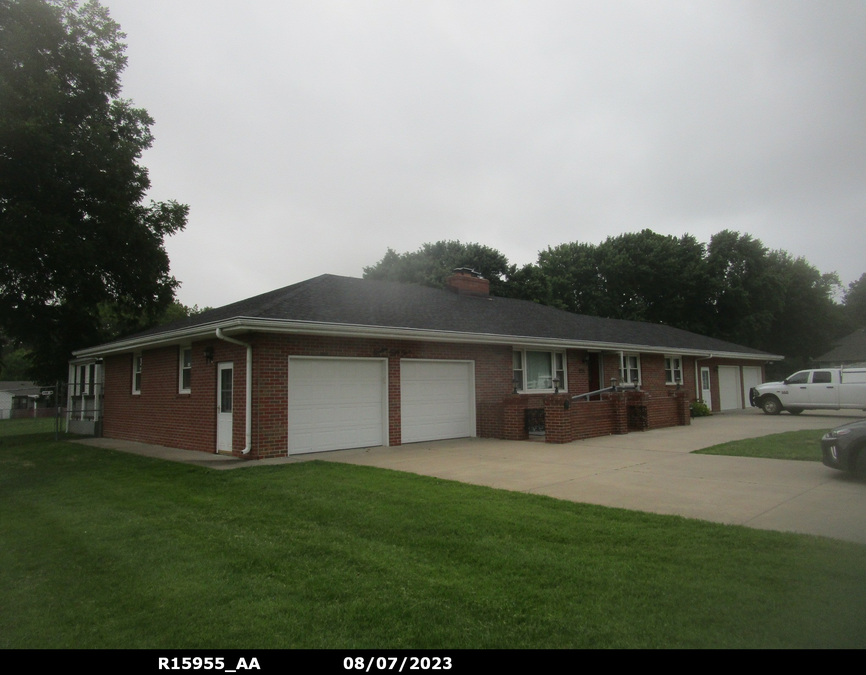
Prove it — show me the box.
[99,0,866,309]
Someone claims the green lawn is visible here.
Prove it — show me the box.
[0,416,61,437]
[693,429,831,462]
[2,430,866,649]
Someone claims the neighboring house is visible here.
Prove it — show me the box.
[71,271,781,458]
[814,328,866,368]
[0,381,45,420]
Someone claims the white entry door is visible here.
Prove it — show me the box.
[217,363,233,452]
[718,366,742,411]
[401,360,475,444]
[288,357,387,455]
[700,367,712,410]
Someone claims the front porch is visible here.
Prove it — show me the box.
[502,389,691,444]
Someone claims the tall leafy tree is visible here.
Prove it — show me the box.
[843,273,866,328]
[704,230,783,347]
[537,231,710,332]
[363,241,512,296]
[0,0,187,381]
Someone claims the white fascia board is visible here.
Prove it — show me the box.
[71,319,247,358]
[72,316,782,361]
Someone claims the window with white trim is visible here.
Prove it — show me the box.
[620,354,640,385]
[179,346,192,393]
[664,355,683,385]
[512,350,567,392]
[132,353,142,395]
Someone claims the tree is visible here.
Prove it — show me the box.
[536,231,711,332]
[0,0,187,382]
[704,230,783,347]
[843,273,866,328]
[363,241,513,296]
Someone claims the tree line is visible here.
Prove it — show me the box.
[364,233,866,379]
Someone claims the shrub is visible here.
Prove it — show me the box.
[690,400,712,417]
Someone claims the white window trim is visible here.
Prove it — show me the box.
[664,355,684,385]
[512,349,567,393]
[132,353,142,395]
[179,345,192,394]
[620,353,641,385]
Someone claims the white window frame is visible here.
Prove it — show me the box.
[512,349,567,393]
[664,355,683,385]
[179,345,192,394]
[620,353,641,385]
[132,353,142,395]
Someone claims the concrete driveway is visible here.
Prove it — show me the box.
[78,408,866,544]
[315,408,866,545]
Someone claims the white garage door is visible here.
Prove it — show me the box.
[718,366,743,411]
[401,360,475,444]
[742,366,762,403]
[288,358,387,455]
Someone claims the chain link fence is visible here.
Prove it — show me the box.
[1,378,103,438]
[0,382,66,438]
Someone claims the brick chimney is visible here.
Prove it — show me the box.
[445,268,490,297]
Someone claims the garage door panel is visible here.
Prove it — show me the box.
[742,366,762,398]
[289,358,385,455]
[401,360,475,444]
[718,366,742,411]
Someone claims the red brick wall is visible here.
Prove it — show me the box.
[103,334,517,459]
[101,333,762,457]
[502,393,547,440]
[102,339,246,454]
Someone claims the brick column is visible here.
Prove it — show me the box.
[611,392,629,435]
[673,390,690,426]
[544,394,573,444]
[502,395,528,440]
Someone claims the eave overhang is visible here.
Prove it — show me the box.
[72,317,783,362]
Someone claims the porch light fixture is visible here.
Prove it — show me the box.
[204,346,214,364]
[512,377,520,395]
[553,377,561,394]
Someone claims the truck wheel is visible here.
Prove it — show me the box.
[761,397,782,415]
[787,408,803,415]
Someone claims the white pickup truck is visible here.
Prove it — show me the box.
[750,368,866,415]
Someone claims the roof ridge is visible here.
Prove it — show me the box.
[250,274,332,317]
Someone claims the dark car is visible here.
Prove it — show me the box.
[821,419,866,472]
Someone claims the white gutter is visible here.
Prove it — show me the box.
[72,317,784,362]
[215,328,252,456]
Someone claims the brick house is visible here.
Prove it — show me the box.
[71,271,781,458]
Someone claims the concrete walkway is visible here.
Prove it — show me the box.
[75,408,866,545]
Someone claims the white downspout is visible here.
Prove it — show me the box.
[215,328,252,455]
